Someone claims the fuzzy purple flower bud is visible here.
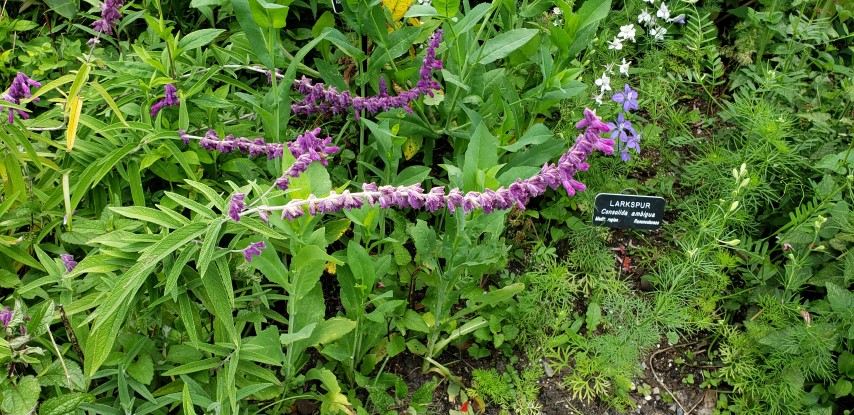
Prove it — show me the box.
[1,72,41,123]
[228,193,246,222]
[0,306,13,330]
[151,84,179,117]
[92,0,124,36]
[60,254,78,272]
[242,241,266,262]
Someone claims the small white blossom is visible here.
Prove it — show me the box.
[607,37,624,50]
[604,63,615,74]
[552,6,561,15]
[618,24,636,42]
[593,92,605,105]
[656,3,670,21]
[638,9,654,26]
[595,72,611,92]
[642,0,654,3]
[650,25,667,41]
[618,58,631,75]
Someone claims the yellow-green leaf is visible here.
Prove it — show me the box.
[66,95,83,151]
[383,0,414,21]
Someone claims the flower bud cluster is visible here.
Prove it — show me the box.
[92,0,124,36]
[151,84,179,117]
[1,72,41,124]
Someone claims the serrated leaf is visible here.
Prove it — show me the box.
[1,375,40,415]
[128,354,155,385]
[38,393,93,415]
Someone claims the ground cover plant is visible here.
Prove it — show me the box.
[1,0,853,414]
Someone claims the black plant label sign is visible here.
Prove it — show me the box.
[330,0,344,13]
[592,193,665,230]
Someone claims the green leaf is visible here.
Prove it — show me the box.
[409,220,437,269]
[247,0,290,28]
[500,123,553,152]
[477,29,539,65]
[463,123,498,191]
[1,375,40,415]
[178,29,225,50]
[840,351,854,377]
[232,0,274,68]
[110,206,189,229]
[38,393,94,415]
[128,354,155,385]
[432,0,459,17]
[163,358,222,376]
[280,323,316,345]
[309,317,357,346]
[86,222,208,375]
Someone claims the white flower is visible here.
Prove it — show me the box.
[618,24,636,42]
[656,3,670,21]
[607,37,624,50]
[638,9,654,26]
[552,6,562,15]
[650,25,667,41]
[595,72,611,92]
[604,63,615,74]
[618,58,631,75]
[593,92,604,105]
[642,0,654,3]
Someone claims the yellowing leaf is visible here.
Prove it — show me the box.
[383,0,414,21]
[403,136,422,160]
[66,95,83,152]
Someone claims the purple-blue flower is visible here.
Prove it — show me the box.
[61,254,78,273]
[92,0,123,36]
[291,30,443,118]
[612,84,638,112]
[1,72,41,123]
[607,113,640,162]
[242,241,266,262]
[151,84,179,117]
[228,193,245,221]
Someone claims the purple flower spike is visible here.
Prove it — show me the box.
[290,30,443,118]
[242,241,266,262]
[1,72,41,123]
[92,0,124,36]
[151,84,179,117]
[250,108,613,222]
[612,84,638,112]
[228,193,246,222]
[60,254,78,273]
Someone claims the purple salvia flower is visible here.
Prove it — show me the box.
[247,108,612,221]
[60,254,78,272]
[0,306,12,330]
[190,129,286,159]
[228,193,246,221]
[612,84,639,112]
[92,0,124,36]
[242,241,266,262]
[151,84,179,117]
[1,72,41,123]
[290,30,443,118]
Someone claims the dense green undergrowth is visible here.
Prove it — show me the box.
[1,0,853,414]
